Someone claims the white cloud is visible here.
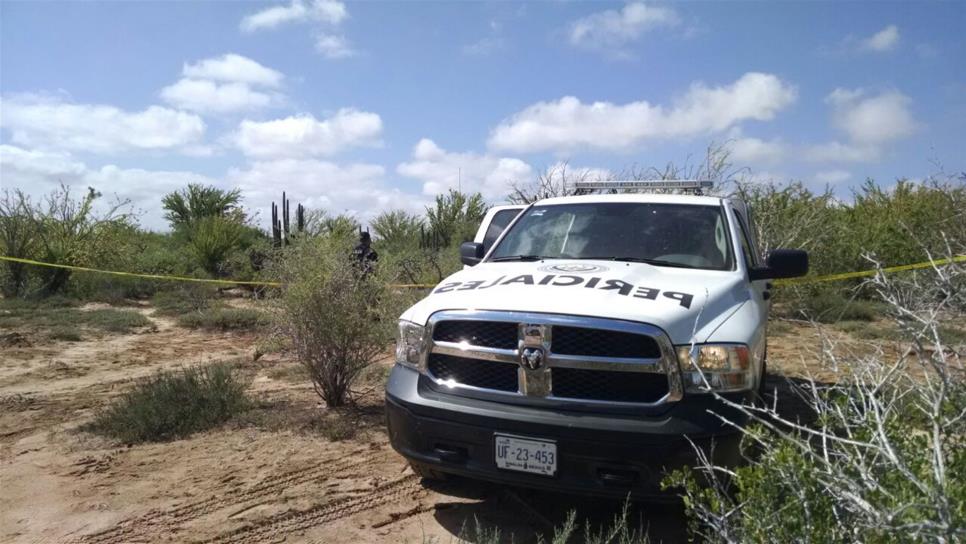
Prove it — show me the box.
[569,1,680,55]
[160,79,278,114]
[0,144,87,180]
[160,54,285,114]
[0,144,216,229]
[488,72,797,154]
[397,138,534,199]
[1,144,422,230]
[804,141,881,163]
[240,0,347,32]
[860,24,900,52]
[315,33,357,59]
[227,159,428,223]
[0,95,206,154]
[234,109,383,158]
[804,88,917,164]
[182,54,283,87]
[727,136,785,165]
[814,170,851,185]
[826,88,917,144]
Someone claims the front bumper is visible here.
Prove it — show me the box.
[385,364,751,498]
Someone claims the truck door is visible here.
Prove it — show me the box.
[466,205,525,269]
[732,205,769,383]
[474,205,525,249]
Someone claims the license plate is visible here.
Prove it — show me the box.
[494,434,557,476]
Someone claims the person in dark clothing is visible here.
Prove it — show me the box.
[353,231,378,276]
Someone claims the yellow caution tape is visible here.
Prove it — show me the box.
[2,254,963,290]
[775,254,966,286]
[0,255,283,287]
[0,255,439,289]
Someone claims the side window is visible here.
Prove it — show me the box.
[482,209,521,250]
[734,213,760,269]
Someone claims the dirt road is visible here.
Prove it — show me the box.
[1,303,867,543]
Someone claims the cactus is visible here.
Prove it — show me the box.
[270,193,306,247]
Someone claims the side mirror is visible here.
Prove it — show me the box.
[749,249,809,280]
[460,242,485,266]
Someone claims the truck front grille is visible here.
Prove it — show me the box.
[551,367,668,403]
[427,353,519,392]
[551,326,661,358]
[432,320,518,349]
[423,312,682,407]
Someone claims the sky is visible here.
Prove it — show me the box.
[1,0,964,231]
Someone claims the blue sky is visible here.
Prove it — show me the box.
[1,1,964,230]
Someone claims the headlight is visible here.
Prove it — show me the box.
[395,320,427,371]
[676,344,752,393]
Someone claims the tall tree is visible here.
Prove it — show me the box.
[161,184,243,229]
[425,190,486,247]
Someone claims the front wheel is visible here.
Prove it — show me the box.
[754,347,769,407]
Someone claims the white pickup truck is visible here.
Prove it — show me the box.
[385,180,808,497]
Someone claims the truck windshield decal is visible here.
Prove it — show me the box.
[432,274,694,309]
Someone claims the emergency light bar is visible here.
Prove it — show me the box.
[572,180,714,195]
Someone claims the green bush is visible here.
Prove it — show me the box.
[151,285,217,316]
[270,233,405,407]
[48,327,82,342]
[665,269,966,542]
[83,309,153,332]
[177,307,268,331]
[88,362,250,443]
[0,301,150,334]
[454,502,650,544]
[788,286,885,323]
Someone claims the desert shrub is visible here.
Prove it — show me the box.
[425,190,486,248]
[0,301,150,334]
[88,361,250,443]
[0,189,40,298]
[454,502,650,544]
[0,185,134,297]
[68,230,196,301]
[271,233,404,407]
[151,285,218,316]
[162,184,267,279]
[319,412,359,441]
[48,327,82,342]
[786,285,884,323]
[83,309,153,332]
[665,256,966,542]
[177,307,268,331]
[735,180,834,259]
[370,210,423,253]
[741,176,966,281]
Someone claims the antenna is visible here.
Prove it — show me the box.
[458,167,462,193]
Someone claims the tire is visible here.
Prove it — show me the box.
[409,461,449,481]
[754,347,769,407]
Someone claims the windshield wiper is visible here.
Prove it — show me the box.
[580,256,701,269]
[490,255,545,262]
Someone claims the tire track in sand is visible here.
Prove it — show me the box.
[77,448,388,544]
[199,474,421,544]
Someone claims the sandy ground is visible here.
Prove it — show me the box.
[0,303,938,544]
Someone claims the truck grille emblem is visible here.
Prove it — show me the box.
[520,347,545,370]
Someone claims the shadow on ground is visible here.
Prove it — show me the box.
[424,476,688,543]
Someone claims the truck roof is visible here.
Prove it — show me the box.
[534,193,730,207]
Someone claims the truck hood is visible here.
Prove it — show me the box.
[401,260,750,344]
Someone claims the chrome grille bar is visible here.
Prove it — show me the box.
[423,310,683,407]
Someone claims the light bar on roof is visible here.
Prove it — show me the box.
[572,180,714,191]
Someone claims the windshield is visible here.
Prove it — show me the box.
[488,202,733,271]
